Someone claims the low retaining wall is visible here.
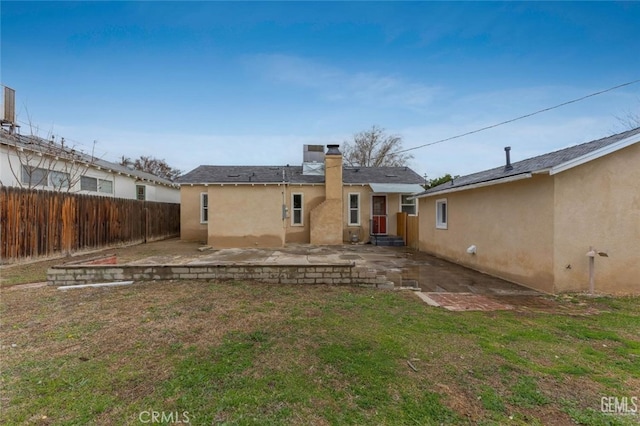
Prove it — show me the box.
[47,263,392,288]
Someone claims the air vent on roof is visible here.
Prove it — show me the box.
[385,174,398,178]
[303,162,325,176]
[303,144,325,163]
[227,174,240,178]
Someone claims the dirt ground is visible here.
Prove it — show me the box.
[0,238,202,287]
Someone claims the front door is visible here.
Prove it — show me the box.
[372,195,387,234]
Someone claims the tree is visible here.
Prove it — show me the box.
[342,125,413,167]
[120,155,181,182]
[424,173,458,189]
[615,98,640,130]
[616,111,640,130]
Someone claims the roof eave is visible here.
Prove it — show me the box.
[2,136,177,188]
[416,173,534,198]
[179,181,297,186]
[549,134,640,176]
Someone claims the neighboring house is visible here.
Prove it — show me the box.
[0,130,180,203]
[177,144,424,247]
[416,127,640,295]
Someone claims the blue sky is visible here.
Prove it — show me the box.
[2,1,639,179]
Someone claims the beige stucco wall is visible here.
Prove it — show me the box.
[285,185,325,244]
[418,175,556,293]
[343,185,371,242]
[552,143,640,294]
[310,153,344,245]
[179,185,208,243]
[342,188,413,242]
[208,184,286,248]
[181,180,417,247]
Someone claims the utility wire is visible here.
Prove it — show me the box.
[396,79,640,155]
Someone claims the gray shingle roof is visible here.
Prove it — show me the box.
[419,127,640,196]
[177,164,424,185]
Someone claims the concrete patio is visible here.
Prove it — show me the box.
[46,241,543,311]
[125,243,539,296]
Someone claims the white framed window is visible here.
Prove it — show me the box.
[136,185,146,201]
[348,193,360,225]
[80,176,112,193]
[400,194,417,215]
[21,166,48,187]
[436,198,447,229]
[200,193,208,224]
[81,176,98,192]
[49,171,71,189]
[291,193,303,226]
[98,179,113,194]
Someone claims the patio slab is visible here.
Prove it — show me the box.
[125,243,539,297]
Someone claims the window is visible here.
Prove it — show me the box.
[49,171,71,189]
[291,193,303,225]
[136,185,146,201]
[80,176,112,193]
[21,166,48,187]
[200,193,208,223]
[401,194,416,215]
[348,193,360,225]
[80,176,98,192]
[436,198,448,229]
[98,179,113,194]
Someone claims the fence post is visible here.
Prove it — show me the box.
[143,206,149,243]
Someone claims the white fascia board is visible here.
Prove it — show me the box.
[182,182,324,186]
[550,135,640,176]
[186,182,291,186]
[416,173,533,198]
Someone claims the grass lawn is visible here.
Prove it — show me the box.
[1,280,639,425]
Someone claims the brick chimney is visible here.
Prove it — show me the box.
[309,144,344,245]
[324,144,343,200]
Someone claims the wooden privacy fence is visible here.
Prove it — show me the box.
[397,212,419,250]
[0,187,180,262]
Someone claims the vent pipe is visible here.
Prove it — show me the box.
[504,146,513,171]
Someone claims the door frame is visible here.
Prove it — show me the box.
[371,194,388,235]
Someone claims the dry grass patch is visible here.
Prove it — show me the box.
[1,281,638,425]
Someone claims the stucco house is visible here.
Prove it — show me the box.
[0,130,180,203]
[416,127,640,295]
[177,144,424,247]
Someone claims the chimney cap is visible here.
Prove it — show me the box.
[326,144,341,155]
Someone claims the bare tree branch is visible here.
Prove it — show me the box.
[3,117,97,192]
[119,155,182,182]
[342,125,413,167]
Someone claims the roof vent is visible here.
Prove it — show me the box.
[302,162,325,176]
[303,144,325,163]
[504,146,513,171]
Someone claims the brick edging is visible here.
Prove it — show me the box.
[47,263,390,287]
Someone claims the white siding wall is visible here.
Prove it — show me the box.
[0,145,179,202]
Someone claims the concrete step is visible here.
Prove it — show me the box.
[371,235,405,246]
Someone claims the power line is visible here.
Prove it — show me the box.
[396,79,640,155]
